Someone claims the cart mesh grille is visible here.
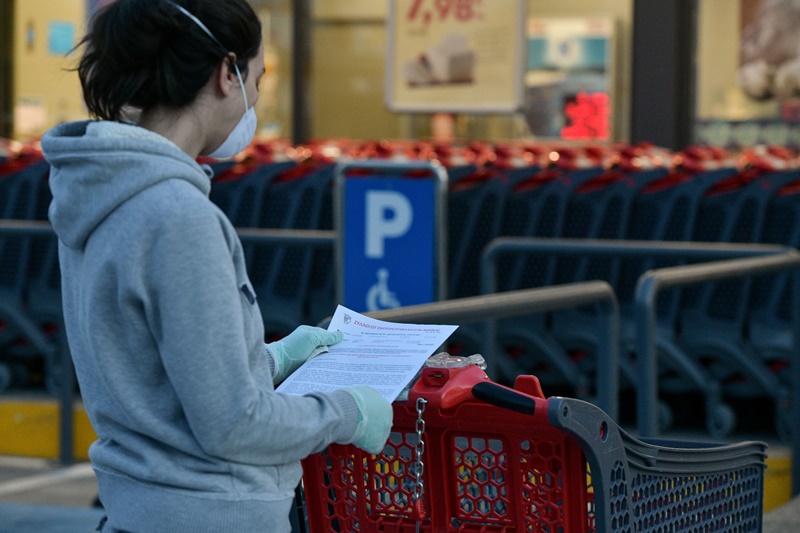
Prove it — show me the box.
[629,467,763,532]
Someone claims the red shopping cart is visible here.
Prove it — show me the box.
[299,364,766,532]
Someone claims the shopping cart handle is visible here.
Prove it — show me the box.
[471,382,536,415]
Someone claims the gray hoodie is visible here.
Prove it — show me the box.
[42,120,359,533]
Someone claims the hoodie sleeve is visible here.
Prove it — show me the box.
[144,187,359,465]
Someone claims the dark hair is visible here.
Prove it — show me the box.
[78,0,261,121]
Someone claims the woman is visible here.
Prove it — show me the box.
[41,1,392,531]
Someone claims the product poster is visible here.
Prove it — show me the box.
[738,0,800,101]
[386,0,525,113]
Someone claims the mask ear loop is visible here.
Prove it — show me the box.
[232,64,250,113]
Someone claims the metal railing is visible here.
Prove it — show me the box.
[0,221,338,464]
[0,220,70,461]
[1,222,625,463]
[480,236,800,494]
[480,237,792,417]
[634,250,800,494]
[368,281,620,420]
[236,227,336,247]
[4,221,798,493]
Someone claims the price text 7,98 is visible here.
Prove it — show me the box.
[406,0,484,27]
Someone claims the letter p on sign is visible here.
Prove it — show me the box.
[365,190,412,258]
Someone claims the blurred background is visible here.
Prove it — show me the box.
[2,0,800,526]
[2,0,798,149]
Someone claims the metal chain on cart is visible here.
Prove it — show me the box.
[412,397,427,533]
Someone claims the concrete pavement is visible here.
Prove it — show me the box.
[0,456,101,532]
[0,452,797,532]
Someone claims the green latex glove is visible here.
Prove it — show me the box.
[266,325,343,383]
[343,386,393,455]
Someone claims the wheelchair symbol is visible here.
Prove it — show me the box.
[366,268,401,311]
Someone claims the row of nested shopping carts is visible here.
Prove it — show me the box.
[2,138,800,441]
[0,137,783,531]
[0,137,800,435]
[211,138,800,441]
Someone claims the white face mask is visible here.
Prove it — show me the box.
[208,64,257,159]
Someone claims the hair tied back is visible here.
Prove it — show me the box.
[168,2,227,53]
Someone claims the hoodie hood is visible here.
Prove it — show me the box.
[42,120,213,250]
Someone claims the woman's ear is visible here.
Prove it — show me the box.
[214,53,239,98]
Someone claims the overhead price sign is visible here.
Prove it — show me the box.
[386,0,525,113]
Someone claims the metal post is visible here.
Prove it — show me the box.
[631,0,696,149]
[596,297,619,420]
[292,0,311,145]
[0,0,12,138]
[634,276,659,438]
[793,269,800,495]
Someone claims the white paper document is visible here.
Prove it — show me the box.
[276,305,458,402]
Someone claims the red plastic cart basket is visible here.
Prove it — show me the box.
[300,365,766,532]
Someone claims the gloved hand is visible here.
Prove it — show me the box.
[266,325,343,383]
[343,386,393,455]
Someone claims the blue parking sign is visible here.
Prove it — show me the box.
[336,161,447,313]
